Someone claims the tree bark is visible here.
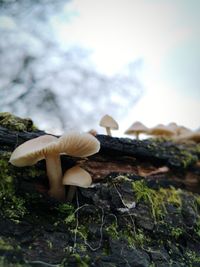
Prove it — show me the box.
[0,119,200,267]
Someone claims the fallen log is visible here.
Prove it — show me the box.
[0,113,200,267]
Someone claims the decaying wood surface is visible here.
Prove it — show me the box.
[1,125,200,194]
[1,118,200,267]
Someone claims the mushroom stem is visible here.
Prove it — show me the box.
[106,127,112,136]
[66,185,77,202]
[135,133,139,140]
[45,154,65,201]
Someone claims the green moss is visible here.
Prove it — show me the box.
[105,220,151,248]
[132,229,151,247]
[0,239,25,267]
[132,180,182,220]
[69,254,90,267]
[194,216,200,237]
[119,227,151,248]
[0,151,46,221]
[76,244,87,253]
[0,112,37,132]
[0,153,27,221]
[55,203,76,226]
[56,203,75,215]
[1,196,27,222]
[74,225,88,241]
[0,258,28,267]
[179,150,198,168]
[46,240,53,249]
[0,152,13,194]
[105,222,119,240]
[0,238,14,251]
[185,250,200,266]
[170,227,184,239]
[24,166,45,179]
[195,195,200,208]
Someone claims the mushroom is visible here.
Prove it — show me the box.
[9,131,100,201]
[148,124,175,138]
[176,125,192,136]
[88,129,98,136]
[167,122,178,133]
[63,165,92,202]
[9,135,65,201]
[57,131,100,157]
[124,121,149,140]
[176,130,200,143]
[99,114,119,136]
[57,131,100,202]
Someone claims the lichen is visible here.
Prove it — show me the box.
[0,112,37,132]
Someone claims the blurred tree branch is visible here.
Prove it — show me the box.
[0,0,143,132]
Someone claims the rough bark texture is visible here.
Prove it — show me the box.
[0,112,200,267]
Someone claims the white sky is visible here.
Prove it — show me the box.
[52,0,200,134]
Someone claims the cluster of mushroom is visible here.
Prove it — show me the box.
[9,131,100,201]
[124,121,200,143]
[98,115,200,143]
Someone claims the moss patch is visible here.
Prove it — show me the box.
[0,112,37,132]
[132,180,182,220]
[0,258,27,267]
[0,152,27,221]
[0,238,14,251]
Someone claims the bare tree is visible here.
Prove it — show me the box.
[0,0,143,132]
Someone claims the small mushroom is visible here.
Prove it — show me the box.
[63,165,92,202]
[9,135,65,201]
[58,131,100,201]
[167,122,178,133]
[124,121,149,140]
[88,129,98,136]
[99,114,119,136]
[172,126,192,142]
[176,130,200,143]
[176,125,192,136]
[148,124,175,138]
[57,131,100,157]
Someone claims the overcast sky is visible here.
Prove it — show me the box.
[51,0,200,133]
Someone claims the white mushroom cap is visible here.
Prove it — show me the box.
[9,135,58,166]
[176,130,200,143]
[124,121,149,135]
[63,166,92,188]
[167,122,178,132]
[187,131,200,142]
[176,125,192,136]
[57,131,100,158]
[99,114,119,130]
[9,135,66,200]
[148,124,175,137]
